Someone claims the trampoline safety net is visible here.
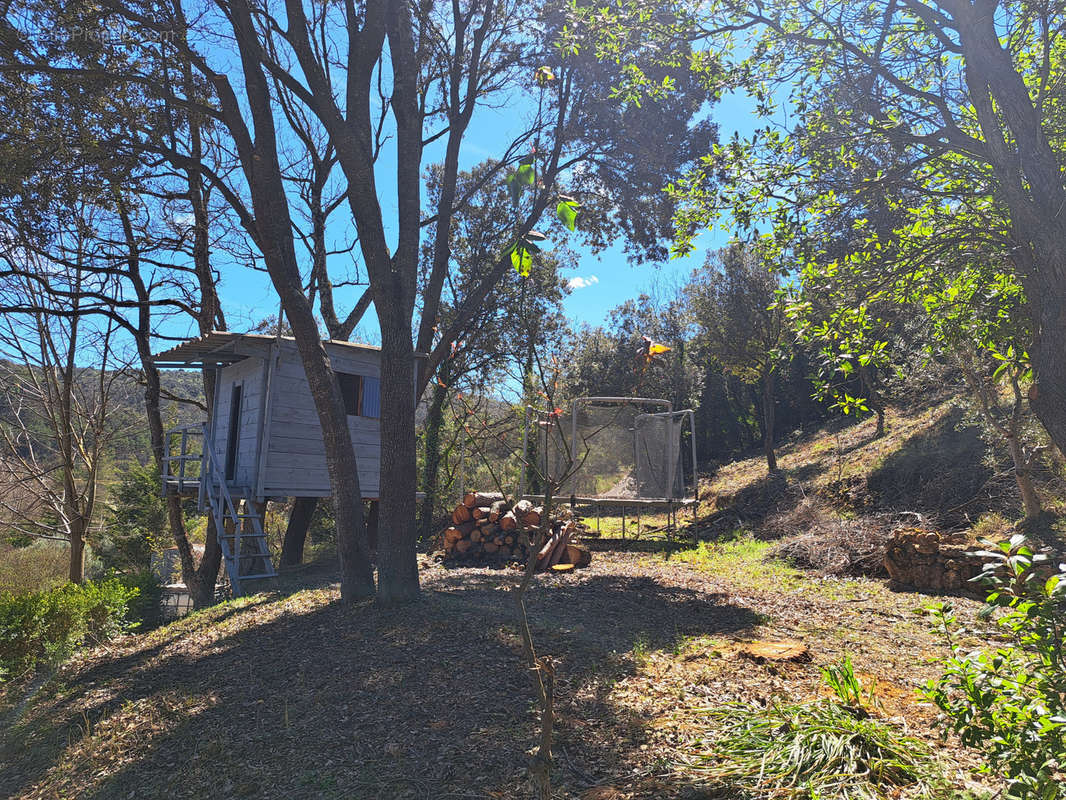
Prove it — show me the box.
[528,399,694,502]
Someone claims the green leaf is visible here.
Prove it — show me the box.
[510,244,532,276]
[507,174,522,207]
[516,163,535,186]
[556,200,579,231]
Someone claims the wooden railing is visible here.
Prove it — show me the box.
[162,423,205,496]
[164,422,275,595]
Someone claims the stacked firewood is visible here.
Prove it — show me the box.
[441,491,592,572]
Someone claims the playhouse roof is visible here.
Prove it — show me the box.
[152,331,383,368]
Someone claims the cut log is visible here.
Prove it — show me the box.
[472,506,491,520]
[523,505,544,526]
[452,504,472,524]
[537,529,561,561]
[551,563,575,573]
[478,522,499,537]
[455,539,473,554]
[564,543,592,568]
[443,527,465,545]
[483,541,499,554]
[489,499,509,522]
[504,535,515,546]
[499,511,518,531]
[546,527,571,569]
[465,491,503,507]
[470,529,482,544]
[513,499,533,518]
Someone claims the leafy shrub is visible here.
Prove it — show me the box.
[0,578,137,681]
[118,569,163,631]
[99,464,167,572]
[924,535,1065,799]
[683,655,939,798]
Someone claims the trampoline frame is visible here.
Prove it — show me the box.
[520,397,699,538]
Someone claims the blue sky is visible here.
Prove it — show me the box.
[205,86,765,344]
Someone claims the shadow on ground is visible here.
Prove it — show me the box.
[1,564,761,800]
[866,406,993,524]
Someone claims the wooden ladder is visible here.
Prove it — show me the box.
[200,435,276,596]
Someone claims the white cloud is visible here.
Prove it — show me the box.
[566,275,599,290]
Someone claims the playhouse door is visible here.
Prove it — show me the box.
[224,383,243,481]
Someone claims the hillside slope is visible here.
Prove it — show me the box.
[700,398,1063,537]
[3,401,1060,799]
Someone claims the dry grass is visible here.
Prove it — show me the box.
[764,499,897,577]
[4,402,1049,799]
[0,543,998,800]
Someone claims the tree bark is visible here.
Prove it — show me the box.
[1027,290,1066,459]
[950,3,1066,458]
[280,497,318,567]
[418,380,448,541]
[227,0,375,602]
[68,517,85,583]
[761,370,778,473]
[1006,434,1042,520]
[375,310,421,605]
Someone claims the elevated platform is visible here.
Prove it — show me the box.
[522,494,697,507]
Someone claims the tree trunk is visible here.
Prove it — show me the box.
[281,497,318,567]
[952,7,1066,459]
[859,365,886,438]
[1006,434,1042,520]
[761,370,778,473]
[68,517,86,583]
[144,350,220,608]
[418,381,448,541]
[375,312,420,606]
[366,500,380,554]
[191,518,222,607]
[1028,289,1066,460]
[226,0,375,602]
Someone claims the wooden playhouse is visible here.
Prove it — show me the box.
[153,331,423,592]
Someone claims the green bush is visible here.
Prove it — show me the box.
[0,578,138,681]
[925,535,1066,800]
[98,464,167,572]
[118,570,163,631]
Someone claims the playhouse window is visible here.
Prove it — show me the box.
[336,372,380,419]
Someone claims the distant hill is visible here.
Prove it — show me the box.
[0,362,207,470]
